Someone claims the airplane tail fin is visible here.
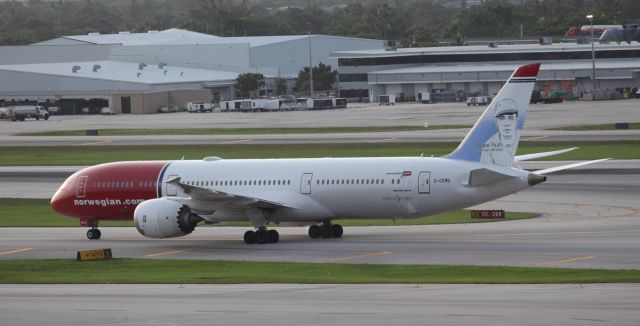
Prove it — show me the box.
[446,63,541,167]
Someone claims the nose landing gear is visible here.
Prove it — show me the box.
[85,220,101,240]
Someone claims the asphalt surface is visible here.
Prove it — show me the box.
[1,99,639,146]
[0,100,638,325]
[1,284,638,326]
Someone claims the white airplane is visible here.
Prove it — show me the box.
[51,63,607,243]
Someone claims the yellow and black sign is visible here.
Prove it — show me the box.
[77,248,113,261]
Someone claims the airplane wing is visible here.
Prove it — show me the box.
[514,147,577,162]
[165,176,295,209]
[532,158,611,175]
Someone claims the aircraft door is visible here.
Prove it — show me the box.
[300,173,313,194]
[418,171,431,194]
[166,174,178,196]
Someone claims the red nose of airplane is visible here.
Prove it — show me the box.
[51,171,81,218]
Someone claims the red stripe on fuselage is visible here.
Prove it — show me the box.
[51,161,168,221]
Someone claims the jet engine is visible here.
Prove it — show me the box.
[133,198,202,239]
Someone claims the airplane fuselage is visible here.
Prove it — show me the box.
[52,157,531,225]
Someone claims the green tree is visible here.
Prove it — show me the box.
[235,73,264,98]
[295,62,337,94]
[274,78,288,96]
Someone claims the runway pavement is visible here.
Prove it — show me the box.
[1,284,639,326]
[2,129,640,146]
[1,161,638,269]
[1,99,639,146]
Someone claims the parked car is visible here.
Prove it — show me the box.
[100,107,115,115]
[466,96,491,106]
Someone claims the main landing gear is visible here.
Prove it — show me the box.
[86,220,101,240]
[244,227,279,244]
[308,221,343,239]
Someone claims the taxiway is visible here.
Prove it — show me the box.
[1,284,639,326]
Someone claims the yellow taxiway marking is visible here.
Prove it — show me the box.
[144,248,196,258]
[537,256,596,266]
[0,248,33,256]
[329,251,392,262]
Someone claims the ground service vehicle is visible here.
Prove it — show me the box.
[466,96,492,106]
[6,105,50,121]
[379,95,396,105]
[418,92,431,104]
[187,102,213,113]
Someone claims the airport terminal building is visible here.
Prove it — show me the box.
[333,42,640,101]
[0,29,383,114]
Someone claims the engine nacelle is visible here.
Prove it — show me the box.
[133,198,200,239]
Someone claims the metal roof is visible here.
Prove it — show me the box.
[369,60,640,75]
[55,28,219,46]
[0,60,237,85]
[39,29,375,48]
[333,42,640,58]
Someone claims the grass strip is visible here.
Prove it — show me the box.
[0,141,636,166]
[0,199,535,227]
[550,123,640,131]
[18,125,466,137]
[0,259,638,284]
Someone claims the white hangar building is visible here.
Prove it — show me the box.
[332,42,640,101]
[0,29,383,114]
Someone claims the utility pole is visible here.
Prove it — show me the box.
[587,14,597,91]
[308,24,314,99]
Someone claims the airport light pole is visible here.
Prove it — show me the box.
[307,24,315,99]
[587,14,597,91]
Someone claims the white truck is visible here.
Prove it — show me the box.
[187,102,213,113]
[263,98,296,111]
[4,105,50,121]
[417,92,431,104]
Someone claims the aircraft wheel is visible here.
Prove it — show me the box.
[331,224,343,238]
[308,225,321,238]
[244,230,256,244]
[87,228,101,240]
[267,229,279,243]
[320,224,332,239]
[256,230,268,244]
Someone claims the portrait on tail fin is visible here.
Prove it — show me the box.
[480,98,520,166]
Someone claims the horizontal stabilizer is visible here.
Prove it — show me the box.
[515,147,578,162]
[467,168,517,187]
[533,158,611,175]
